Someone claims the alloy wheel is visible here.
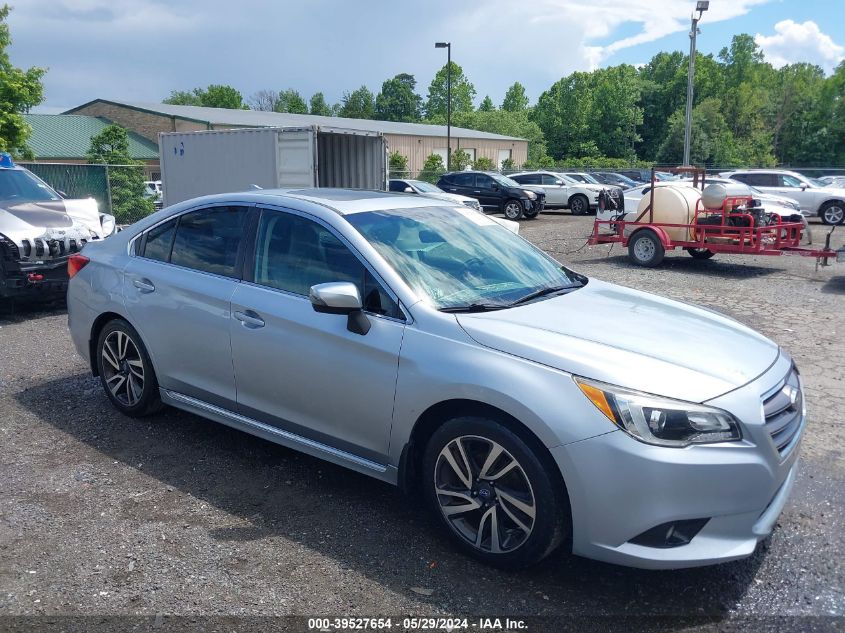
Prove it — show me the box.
[823,204,844,225]
[434,435,536,554]
[101,330,145,407]
[504,201,523,220]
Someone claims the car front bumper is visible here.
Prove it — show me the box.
[552,352,803,569]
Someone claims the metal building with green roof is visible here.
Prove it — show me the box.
[23,114,160,162]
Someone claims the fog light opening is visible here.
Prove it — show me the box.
[629,518,710,549]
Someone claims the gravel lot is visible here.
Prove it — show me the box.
[0,213,843,630]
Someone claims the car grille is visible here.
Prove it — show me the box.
[762,368,804,458]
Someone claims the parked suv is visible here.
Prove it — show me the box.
[721,170,845,225]
[510,171,623,215]
[437,171,545,220]
[0,153,116,299]
[68,188,804,570]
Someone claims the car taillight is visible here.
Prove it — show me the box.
[68,254,90,279]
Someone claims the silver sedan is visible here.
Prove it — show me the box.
[66,189,804,569]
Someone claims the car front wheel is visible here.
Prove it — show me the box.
[96,319,162,417]
[503,199,524,220]
[423,417,567,568]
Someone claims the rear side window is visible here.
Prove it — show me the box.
[141,218,177,262]
[169,206,249,277]
[388,180,407,192]
[735,173,777,187]
[451,173,475,187]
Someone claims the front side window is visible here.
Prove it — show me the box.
[253,211,400,318]
[169,206,249,277]
[541,174,559,186]
[347,206,584,310]
[780,175,803,188]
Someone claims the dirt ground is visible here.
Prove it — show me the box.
[0,213,843,631]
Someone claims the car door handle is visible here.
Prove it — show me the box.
[234,310,265,328]
[132,278,155,293]
[474,190,481,193]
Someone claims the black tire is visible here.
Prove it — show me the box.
[568,194,589,216]
[96,318,162,417]
[422,417,568,569]
[819,201,845,225]
[503,199,524,221]
[685,247,715,260]
[628,230,665,267]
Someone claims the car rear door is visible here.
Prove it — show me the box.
[228,206,405,464]
[123,204,251,410]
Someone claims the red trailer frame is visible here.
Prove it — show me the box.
[589,167,838,267]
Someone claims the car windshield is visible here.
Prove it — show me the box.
[346,206,584,310]
[609,174,637,187]
[0,169,62,203]
[411,181,443,193]
[490,173,520,188]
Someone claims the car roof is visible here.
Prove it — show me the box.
[180,188,455,216]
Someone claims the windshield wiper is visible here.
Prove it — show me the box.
[440,303,509,313]
[509,283,583,307]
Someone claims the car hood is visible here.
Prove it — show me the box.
[456,279,779,403]
[0,198,106,239]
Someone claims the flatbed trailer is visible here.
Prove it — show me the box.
[589,167,839,268]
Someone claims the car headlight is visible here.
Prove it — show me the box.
[575,377,741,447]
[523,190,537,200]
[99,213,116,236]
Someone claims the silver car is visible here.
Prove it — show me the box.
[67,189,804,569]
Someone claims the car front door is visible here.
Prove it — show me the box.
[475,174,504,209]
[229,207,406,463]
[540,174,568,206]
[772,174,816,213]
[123,204,251,409]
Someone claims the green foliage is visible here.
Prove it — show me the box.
[451,109,551,167]
[375,73,422,122]
[309,92,332,116]
[418,153,446,183]
[425,61,476,118]
[164,84,247,109]
[473,156,496,171]
[0,5,46,157]
[339,86,375,119]
[500,157,515,171]
[274,89,308,114]
[478,96,495,112]
[388,151,409,177]
[451,149,472,171]
[87,125,154,223]
[502,82,529,112]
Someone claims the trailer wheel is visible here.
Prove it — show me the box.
[685,247,715,260]
[628,230,665,267]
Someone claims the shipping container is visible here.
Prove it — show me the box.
[159,126,387,206]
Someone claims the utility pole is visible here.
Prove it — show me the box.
[435,41,452,170]
[683,1,709,166]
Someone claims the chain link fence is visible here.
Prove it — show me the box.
[20,162,159,225]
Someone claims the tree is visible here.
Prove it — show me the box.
[274,88,308,114]
[375,73,422,122]
[501,157,515,171]
[388,151,409,177]
[478,95,495,112]
[164,84,247,109]
[451,149,473,171]
[452,109,551,166]
[425,61,476,119]
[309,92,332,116]
[768,63,827,165]
[418,153,446,183]
[502,82,529,112]
[473,156,496,170]
[0,5,46,157]
[249,89,278,111]
[338,86,375,119]
[656,98,738,166]
[87,125,154,223]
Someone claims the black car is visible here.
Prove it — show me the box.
[591,172,641,188]
[436,171,545,220]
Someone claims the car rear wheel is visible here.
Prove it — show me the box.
[503,199,524,220]
[685,247,715,260]
[96,319,162,417]
[628,230,665,267]
[569,194,589,216]
[423,417,567,569]
[819,202,845,225]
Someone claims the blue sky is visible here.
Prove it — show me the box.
[9,0,844,114]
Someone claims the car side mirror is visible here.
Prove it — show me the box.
[801,185,807,191]
[555,180,564,186]
[404,187,415,193]
[491,183,499,191]
[309,282,370,335]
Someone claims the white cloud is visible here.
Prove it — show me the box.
[755,20,845,73]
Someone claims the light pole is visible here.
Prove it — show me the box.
[435,41,451,170]
[683,1,709,166]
